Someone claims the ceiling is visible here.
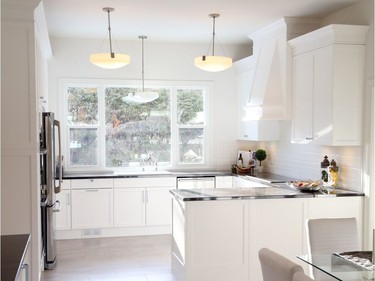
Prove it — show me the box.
[43,0,360,45]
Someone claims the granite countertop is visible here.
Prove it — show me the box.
[170,185,364,201]
[1,234,30,281]
[62,170,232,179]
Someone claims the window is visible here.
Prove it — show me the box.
[61,79,210,171]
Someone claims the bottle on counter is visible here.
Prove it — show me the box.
[237,153,244,168]
[329,159,339,187]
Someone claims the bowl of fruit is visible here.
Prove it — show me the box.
[288,180,323,192]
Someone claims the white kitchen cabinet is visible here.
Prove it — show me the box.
[172,194,364,281]
[71,188,113,229]
[56,189,71,230]
[146,187,172,226]
[71,178,113,189]
[114,187,172,227]
[56,180,71,230]
[290,24,368,145]
[113,177,175,228]
[114,188,145,227]
[172,199,250,281]
[249,198,308,281]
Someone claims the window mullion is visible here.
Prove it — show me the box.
[170,87,178,167]
[98,85,106,169]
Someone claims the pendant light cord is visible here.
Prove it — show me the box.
[139,35,147,92]
[105,8,115,58]
[211,15,216,56]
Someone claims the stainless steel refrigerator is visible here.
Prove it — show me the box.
[40,112,62,270]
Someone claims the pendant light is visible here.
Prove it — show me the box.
[194,13,232,72]
[122,36,159,104]
[89,7,130,69]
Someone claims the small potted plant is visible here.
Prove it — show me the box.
[255,149,267,173]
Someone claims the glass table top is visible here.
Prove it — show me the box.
[297,253,374,281]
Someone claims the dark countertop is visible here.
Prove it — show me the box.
[62,170,232,179]
[1,234,30,281]
[170,184,364,201]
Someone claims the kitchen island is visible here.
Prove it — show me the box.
[170,186,364,281]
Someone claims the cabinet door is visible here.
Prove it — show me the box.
[291,52,314,143]
[71,189,113,229]
[56,190,71,230]
[312,46,334,145]
[307,197,363,243]
[114,188,145,227]
[237,68,254,140]
[249,198,308,281]
[146,187,172,226]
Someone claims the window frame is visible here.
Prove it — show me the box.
[58,78,212,172]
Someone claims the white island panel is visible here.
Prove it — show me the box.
[173,199,249,281]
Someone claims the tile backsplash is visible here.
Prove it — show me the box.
[238,121,363,192]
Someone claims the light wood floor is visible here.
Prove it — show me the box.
[41,235,178,281]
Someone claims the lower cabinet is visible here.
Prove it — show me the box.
[146,187,172,226]
[55,189,71,230]
[172,196,363,281]
[114,187,172,227]
[249,198,308,281]
[71,188,113,229]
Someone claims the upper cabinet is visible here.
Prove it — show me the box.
[289,25,368,146]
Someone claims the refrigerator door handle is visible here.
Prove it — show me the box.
[52,200,61,213]
[54,120,62,194]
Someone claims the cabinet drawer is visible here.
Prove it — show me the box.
[114,177,176,188]
[71,178,113,189]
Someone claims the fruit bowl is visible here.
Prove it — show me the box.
[288,180,323,192]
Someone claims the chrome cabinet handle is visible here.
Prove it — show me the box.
[305,137,313,140]
[85,189,99,192]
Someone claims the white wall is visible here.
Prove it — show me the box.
[47,37,251,170]
[238,0,374,193]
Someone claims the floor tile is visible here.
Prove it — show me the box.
[41,235,178,281]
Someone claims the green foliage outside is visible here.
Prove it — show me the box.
[67,86,205,167]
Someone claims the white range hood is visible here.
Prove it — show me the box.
[243,17,321,121]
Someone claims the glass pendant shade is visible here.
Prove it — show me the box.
[195,13,232,72]
[122,36,159,104]
[194,55,232,72]
[122,92,159,104]
[90,53,130,69]
[90,7,130,69]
